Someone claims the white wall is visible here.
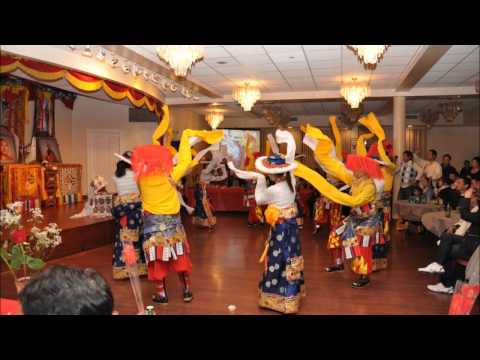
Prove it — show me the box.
[426,126,480,169]
[68,96,206,193]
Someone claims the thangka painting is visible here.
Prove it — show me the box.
[2,164,45,208]
[37,136,62,163]
[33,90,55,137]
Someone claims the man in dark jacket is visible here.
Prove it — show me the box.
[418,188,480,294]
[441,154,458,184]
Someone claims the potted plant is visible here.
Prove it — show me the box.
[0,202,62,293]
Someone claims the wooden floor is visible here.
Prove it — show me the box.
[0,213,452,315]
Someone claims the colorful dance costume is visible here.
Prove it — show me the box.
[228,129,305,314]
[131,106,223,303]
[192,182,216,229]
[111,168,147,280]
[313,195,329,233]
[294,114,388,288]
[245,180,264,226]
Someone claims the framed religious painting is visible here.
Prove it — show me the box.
[37,136,62,163]
[33,90,55,137]
[0,126,18,164]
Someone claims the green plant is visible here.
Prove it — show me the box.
[0,203,62,282]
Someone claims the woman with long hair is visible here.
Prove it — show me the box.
[111,150,147,280]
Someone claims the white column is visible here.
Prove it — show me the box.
[392,96,406,217]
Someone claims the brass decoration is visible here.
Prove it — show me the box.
[438,101,463,123]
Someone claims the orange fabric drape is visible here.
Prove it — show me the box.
[0,54,164,118]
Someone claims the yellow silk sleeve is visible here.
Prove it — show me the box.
[152,104,170,145]
[356,133,375,156]
[329,116,343,161]
[305,124,353,185]
[172,129,224,183]
[294,162,375,207]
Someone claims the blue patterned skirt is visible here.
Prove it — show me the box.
[258,217,305,314]
[111,196,147,279]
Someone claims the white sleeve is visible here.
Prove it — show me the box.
[254,176,273,205]
[413,154,428,169]
[415,163,423,180]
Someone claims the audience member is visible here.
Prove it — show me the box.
[441,154,458,183]
[414,149,442,185]
[418,187,480,294]
[437,177,471,210]
[460,160,471,179]
[19,265,114,315]
[469,156,480,181]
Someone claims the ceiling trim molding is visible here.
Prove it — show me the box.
[1,45,165,102]
[118,45,223,99]
[396,45,452,91]
[167,86,478,105]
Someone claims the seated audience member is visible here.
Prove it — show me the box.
[437,177,470,210]
[460,160,471,179]
[418,175,434,201]
[441,154,457,183]
[469,156,480,181]
[418,188,480,294]
[448,171,459,185]
[19,265,114,315]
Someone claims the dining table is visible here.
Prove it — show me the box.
[394,200,444,222]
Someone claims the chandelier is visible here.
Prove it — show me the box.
[233,83,261,111]
[419,108,439,128]
[348,45,389,67]
[339,101,363,127]
[205,112,224,129]
[156,45,204,77]
[438,101,463,123]
[340,78,369,109]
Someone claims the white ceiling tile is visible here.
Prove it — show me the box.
[305,50,340,61]
[235,54,272,64]
[269,52,306,62]
[222,45,266,55]
[204,57,238,66]
[263,45,303,53]
[445,45,479,55]
[419,71,446,81]
[204,47,234,58]
[438,53,471,64]
[303,45,341,51]
[384,45,420,57]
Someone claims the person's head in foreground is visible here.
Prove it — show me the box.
[19,265,114,315]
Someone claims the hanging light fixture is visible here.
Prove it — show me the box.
[340,78,370,109]
[348,45,389,67]
[156,45,204,77]
[438,100,463,122]
[205,112,224,129]
[233,82,261,111]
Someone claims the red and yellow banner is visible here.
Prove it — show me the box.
[0,54,165,118]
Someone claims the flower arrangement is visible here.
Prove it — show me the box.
[0,202,62,284]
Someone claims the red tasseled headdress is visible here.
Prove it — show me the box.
[131,144,173,179]
[367,140,394,159]
[346,154,384,179]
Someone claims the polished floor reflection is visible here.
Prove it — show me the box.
[1,213,452,315]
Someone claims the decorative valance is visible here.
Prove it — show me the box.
[1,54,165,119]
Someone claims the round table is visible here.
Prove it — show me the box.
[421,210,461,238]
[394,200,443,222]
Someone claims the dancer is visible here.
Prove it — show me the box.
[228,129,305,314]
[192,177,216,230]
[312,192,328,234]
[111,151,147,280]
[245,179,264,226]
[365,135,396,271]
[131,107,223,304]
[294,114,387,288]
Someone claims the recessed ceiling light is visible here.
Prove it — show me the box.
[289,56,295,59]
[217,61,228,64]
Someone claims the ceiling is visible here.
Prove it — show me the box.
[129,45,479,96]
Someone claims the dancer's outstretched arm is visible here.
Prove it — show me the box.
[294,162,375,207]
